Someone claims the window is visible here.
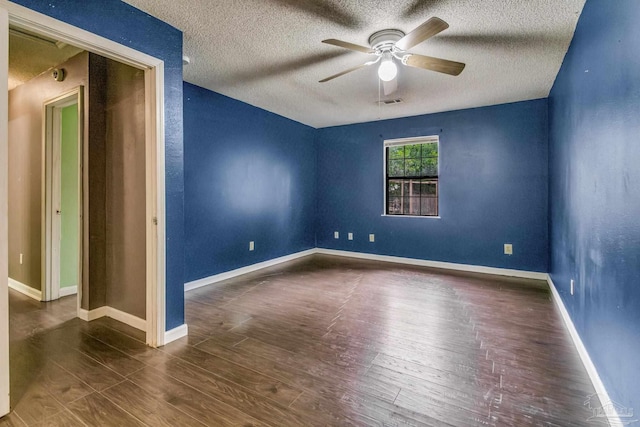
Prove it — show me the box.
[385,136,439,216]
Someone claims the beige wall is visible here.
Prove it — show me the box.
[8,52,88,291]
[83,54,146,319]
[103,56,146,319]
[85,53,147,318]
[86,54,106,309]
[9,52,146,321]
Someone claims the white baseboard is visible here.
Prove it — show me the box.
[181,247,620,425]
[316,248,548,280]
[8,278,42,301]
[59,286,77,297]
[547,275,620,427]
[78,306,108,322]
[77,306,146,332]
[185,248,547,293]
[9,279,76,300]
[164,324,188,345]
[184,248,316,292]
[106,307,147,331]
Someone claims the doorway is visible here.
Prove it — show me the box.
[44,90,82,303]
[1,2,168,417]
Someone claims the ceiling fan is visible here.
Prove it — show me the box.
[319,17,465,95]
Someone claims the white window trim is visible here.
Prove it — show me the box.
[382,135,440,218]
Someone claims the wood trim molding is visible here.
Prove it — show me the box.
[0,1,161,69]
[8,278,42,301]
[164,324,188,345]
[106,307,147,332]
[59,286,78,298]
[546,275,621,427]
[77,306,146,332]
[184,248,316,292]
[315,248,549,280]
[0,8,9,416]
[145,63,166,348]
[185,248,548,294]
[77,306,108,322]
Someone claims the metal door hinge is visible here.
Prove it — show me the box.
[153,217,158,225]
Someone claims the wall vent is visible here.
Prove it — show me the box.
[378,98,403,105]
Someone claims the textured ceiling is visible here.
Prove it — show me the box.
[123,0,586,128]
[8,27,83,90]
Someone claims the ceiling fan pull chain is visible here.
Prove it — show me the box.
[378,75,382,120]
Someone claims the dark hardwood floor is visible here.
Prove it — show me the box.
[1,255,607,426]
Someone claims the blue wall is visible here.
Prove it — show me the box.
[183,83,316,282]
[19,0,637,414]
[12,0,186,330]
[549,0,640,412]
[315,100,549,272]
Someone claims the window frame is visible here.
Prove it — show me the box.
[382,135,440,218]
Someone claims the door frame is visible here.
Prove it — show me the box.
[0,7,8,418]
[1,1,168,416]
[43,89,82,303]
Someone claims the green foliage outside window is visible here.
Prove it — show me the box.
[387,143,438,178]
[386,141,439,216]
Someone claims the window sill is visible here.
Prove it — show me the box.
[381,214,441,219]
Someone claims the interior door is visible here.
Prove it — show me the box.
[44,94,81,302]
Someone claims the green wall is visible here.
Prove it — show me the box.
[60,104,79,289]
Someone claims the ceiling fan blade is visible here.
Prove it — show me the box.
[403,54,465,76]
[395,17,449,51]
[319,61,374,83]
[383,78,398,96]
[322,39,374,54]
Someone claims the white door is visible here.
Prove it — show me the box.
[44,93,82,302]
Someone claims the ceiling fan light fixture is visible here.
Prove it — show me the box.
[378,55,397,82]
[319,18,465,85]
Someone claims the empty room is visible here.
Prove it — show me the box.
[0,0,638,426]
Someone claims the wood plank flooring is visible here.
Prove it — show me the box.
[2,255,608,426]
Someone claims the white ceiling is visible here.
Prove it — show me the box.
[8,27,83,90]
[123,0,585,128]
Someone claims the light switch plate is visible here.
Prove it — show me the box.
[348,233,353,240]
[369,234,375,242]
[504,244,513,255]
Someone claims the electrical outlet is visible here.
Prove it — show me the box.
[334,231,339,239]
[570,279,574,295]
[348,233,353,240]
[504,244,513,255]
[19,253,23,265]
[249,241,255,251]
[369,234,375,242]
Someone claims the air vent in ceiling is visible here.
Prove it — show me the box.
[378,98,403,105]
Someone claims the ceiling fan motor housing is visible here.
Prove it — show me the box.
[368,29,406,53]
[319,17,465,84]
